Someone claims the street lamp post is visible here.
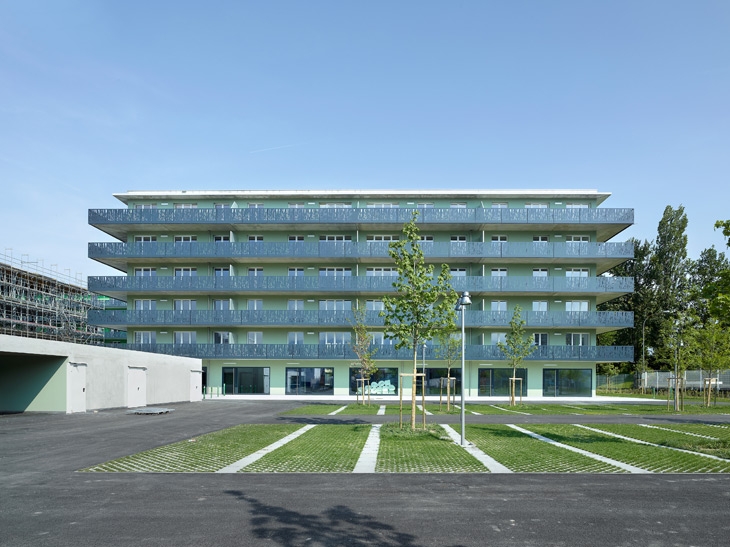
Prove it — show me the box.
[455,291,471,447]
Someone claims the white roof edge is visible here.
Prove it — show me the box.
[114,189,613,205]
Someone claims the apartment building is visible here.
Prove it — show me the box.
[87,190,634,398]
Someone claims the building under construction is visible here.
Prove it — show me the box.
[0,254,124,345]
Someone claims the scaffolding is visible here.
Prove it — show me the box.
[0,252,107,344]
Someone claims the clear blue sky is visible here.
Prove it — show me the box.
[1,1,728,281]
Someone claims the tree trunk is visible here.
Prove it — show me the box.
[411,346,418,430]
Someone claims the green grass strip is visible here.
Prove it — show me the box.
[241,424,371,473]
[337,404,383,415]
[465,424,626,473]
[375,423,487,473]
[81,424,301,473]
[585,424,730,460]
[280,404,345,415]
[523,424,730,473]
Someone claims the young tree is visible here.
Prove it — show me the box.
[435,328,460,410]
[381,211,457,429]
[497,305,536,406]
[350,303,378,405]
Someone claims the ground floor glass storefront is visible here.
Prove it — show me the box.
[349,367,399,395]
[222,367,270,394]
[543,368,592,396]
[286,367,334,395]
[478,368,527,397]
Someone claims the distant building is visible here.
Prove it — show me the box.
[88,190,634,398]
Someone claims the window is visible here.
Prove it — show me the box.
[491,202,508,209]
[370,332,385,345]
[366,235,399,242]
[565,301,589,312]
[248,203,264,209]
[134,331,156,344]
[134,235,156,243]
[366,299,384,311]
[214,332,231,344]
[417,202,434,208]
[247,299,263,310]
[451,235,467,242]
[214,235,230,242]
[248,267,263,276]
[214,299,230,311]
[214,203,231,209]
[134,299,156,311]
[533,235,548,243]
[366,267,397,277]
[223,366,270,395]
[288,235,304,242]
[450,202,467,208]
[491,332,507,345]
[174,203,197,209]
[134,267,156,277]
[366,202,399,208]
[319,332,351,345]
[319,300,351,311]
[566,235,590,242]
[525,203,548,209]
[566,203,589,209]
[543,369,592,397]
[491,268,507,277]
[320,202,351,208]
[135,204,157,209]
[319,267,352,276]
[532,268,548,277]
[450,268,467,277]
[288,268,304,276]
[534,333,548,346]
[248,235,263,242]
[247,331,263,344]
[286,367,334,395]
[175,331,196,344]
[175,267,197,277]
[479,368,526,397]
[566,268,589,277]
[419,235,434,241]
[288,202,305,208]
[320,235,351,241]
[288,299,304,310]
[174,299,197,311]
[491,301,507,312]
[288,332,304,345]
[214,267,230,277]
[566,333,589,346]
[491,235,507,242]
[532,301,548,312]
[174,235,197,242]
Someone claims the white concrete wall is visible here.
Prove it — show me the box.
[0,335,202,413]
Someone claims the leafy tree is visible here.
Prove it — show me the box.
[715,220,730,246]
[705,220,730,326]
[688,247,729,324]
[381,211,457,429]
[650,205,689,315]
[350,303,378,404]
[497,305,536,406]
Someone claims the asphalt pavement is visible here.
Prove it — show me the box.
[2,399,729,547]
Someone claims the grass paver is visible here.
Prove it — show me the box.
[82,424,301,473]
[280,404,348,415]
[375,423,487,473]
[522,424,730,473]
[580,424,730,461]
[464,424,627,473]
[241,424,370,473]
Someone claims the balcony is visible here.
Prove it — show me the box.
[89,207,634,241]
[116,342,633,362]
[89,309,633,333]
[89,240,634,272]
[88,275,633,303]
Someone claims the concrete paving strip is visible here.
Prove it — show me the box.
[377,405,386,415]
[489,404,531,415]
[508,424,651,474]
[216,424,317,473]
[575,424,730,462]
[454,405,480,415]
[637,423,719,440]
[440,424,512,473]
[417,405,433,415]
[329,406,347,415]
[352,424,382,473]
